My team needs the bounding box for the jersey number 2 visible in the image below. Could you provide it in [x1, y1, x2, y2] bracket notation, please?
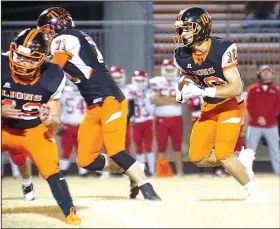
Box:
[2, 99, 41, 120]
[204, 76, 226, 87]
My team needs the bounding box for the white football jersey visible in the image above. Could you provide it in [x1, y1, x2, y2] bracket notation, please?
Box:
[149, 76, 182, 117]
[119, 84, 135, 101]
[60, 85, 86, 125]
[132, 88, 154, 123]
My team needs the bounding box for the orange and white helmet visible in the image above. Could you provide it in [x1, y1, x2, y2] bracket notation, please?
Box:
[161, 59, 178, 80]
[109, 65, 126, 86]
[131, 70, 148, 91]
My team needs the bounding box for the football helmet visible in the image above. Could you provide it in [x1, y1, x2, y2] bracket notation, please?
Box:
[37, 7, 74, 41]
[109, 66, 126, 86]
[173, 7, 212, 48]
[131, 70, 148, 91]
[9, 28, 48, 80]
[161, 59, 178, 80]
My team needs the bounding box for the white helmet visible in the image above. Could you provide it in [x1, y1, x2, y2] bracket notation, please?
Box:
[109, 65, 126, 86]
[161, 58, 178, 80]
[131, 70, 148, 91]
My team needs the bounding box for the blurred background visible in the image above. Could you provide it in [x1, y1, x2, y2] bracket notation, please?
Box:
[1, 1, 280, 176]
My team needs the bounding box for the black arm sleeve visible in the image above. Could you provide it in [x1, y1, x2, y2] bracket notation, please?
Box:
[127, 99, 135, 122]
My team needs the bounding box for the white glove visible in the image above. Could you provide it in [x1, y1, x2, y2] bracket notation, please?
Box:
[182, 84, 217, 99]
[175, 82, 187, 103]
[181, 84, 203, 98]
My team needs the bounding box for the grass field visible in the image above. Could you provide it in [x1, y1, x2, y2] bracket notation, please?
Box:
[2, 174, 279, 228]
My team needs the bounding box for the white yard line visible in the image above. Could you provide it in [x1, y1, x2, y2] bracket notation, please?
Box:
[80, 200, 161, 228]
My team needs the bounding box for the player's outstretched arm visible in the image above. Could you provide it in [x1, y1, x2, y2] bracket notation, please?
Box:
[39, 100, 61, 131]
[51, 52, 72, 68]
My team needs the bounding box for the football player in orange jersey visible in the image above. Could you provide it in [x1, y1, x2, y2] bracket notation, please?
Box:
[2, 28, 81, 224]
[37, 7, 161, 200]
[173, 7, 262, 201]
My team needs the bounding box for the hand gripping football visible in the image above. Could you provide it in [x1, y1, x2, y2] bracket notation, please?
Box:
[178, 74, 200, 91]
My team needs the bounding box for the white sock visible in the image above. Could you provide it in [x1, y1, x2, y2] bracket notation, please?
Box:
[59, 159, 71, 171]
[147, 152, 156, 176]
[9, 158, 20, 178]
[244, 180, 259, 196]
[22, 177, 32, 187]
[136, 154, 145, 164]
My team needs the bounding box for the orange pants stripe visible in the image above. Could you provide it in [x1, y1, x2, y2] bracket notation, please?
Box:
[2, 124, 59, 179]
[189, 98, 245, 162]
[77, 97, 128, 167]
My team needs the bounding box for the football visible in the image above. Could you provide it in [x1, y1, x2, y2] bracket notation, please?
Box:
[178, 74, 200, 90]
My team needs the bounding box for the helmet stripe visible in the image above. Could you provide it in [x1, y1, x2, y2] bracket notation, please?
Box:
[178, 8, 188, 21]
[51, 11, 59, 17]
[23, 28, 37, 47]
[46, 12, 56, 18]
[23, 29, 41, 48]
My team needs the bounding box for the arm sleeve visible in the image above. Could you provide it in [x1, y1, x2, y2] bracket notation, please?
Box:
[221, 43, 238, 71]
[127, 99, 135, 122]
[275, 88, 280, 116]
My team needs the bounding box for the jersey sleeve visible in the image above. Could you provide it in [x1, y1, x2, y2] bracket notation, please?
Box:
[221, 43, 238, 71]
[47, 65, 67, 100]
[51, 34, 81, 57]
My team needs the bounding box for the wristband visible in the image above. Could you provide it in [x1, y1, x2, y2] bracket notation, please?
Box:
[202, 88, 216, 98]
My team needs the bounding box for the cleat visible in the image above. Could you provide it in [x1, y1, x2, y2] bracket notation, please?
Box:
[139, 183, 161, 201]
[129, 179, 139, 199]
[245, 192, 265, 203]
[22, 183, 35, 201]
[65, 207, 81, 225]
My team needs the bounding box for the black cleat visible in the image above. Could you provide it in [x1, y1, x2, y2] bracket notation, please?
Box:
[129, 162, 146, 200]
[139, 183, 161, 201]
[129, 178, 140, 199]
[22, 183, 35, 201]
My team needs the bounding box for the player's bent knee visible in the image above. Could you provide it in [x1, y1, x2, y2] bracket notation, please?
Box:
[83, 154, 105, 171]
[110, 151, 136, 171]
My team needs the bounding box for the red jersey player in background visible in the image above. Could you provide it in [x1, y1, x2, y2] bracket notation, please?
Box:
[130, 70, 155, 176]
[150, 59, 184, 177]
[59, 79, 88, 176]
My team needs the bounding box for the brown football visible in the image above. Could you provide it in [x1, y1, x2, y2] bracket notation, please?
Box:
[178, 74, 199, 90]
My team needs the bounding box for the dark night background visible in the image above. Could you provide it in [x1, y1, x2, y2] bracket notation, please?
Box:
[1, 1, 104, 21]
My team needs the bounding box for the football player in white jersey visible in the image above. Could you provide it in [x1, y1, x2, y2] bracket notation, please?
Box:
[59, 80, 88, 176]
[150, 59, 184, 176]
[130, 70, 155, 176]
